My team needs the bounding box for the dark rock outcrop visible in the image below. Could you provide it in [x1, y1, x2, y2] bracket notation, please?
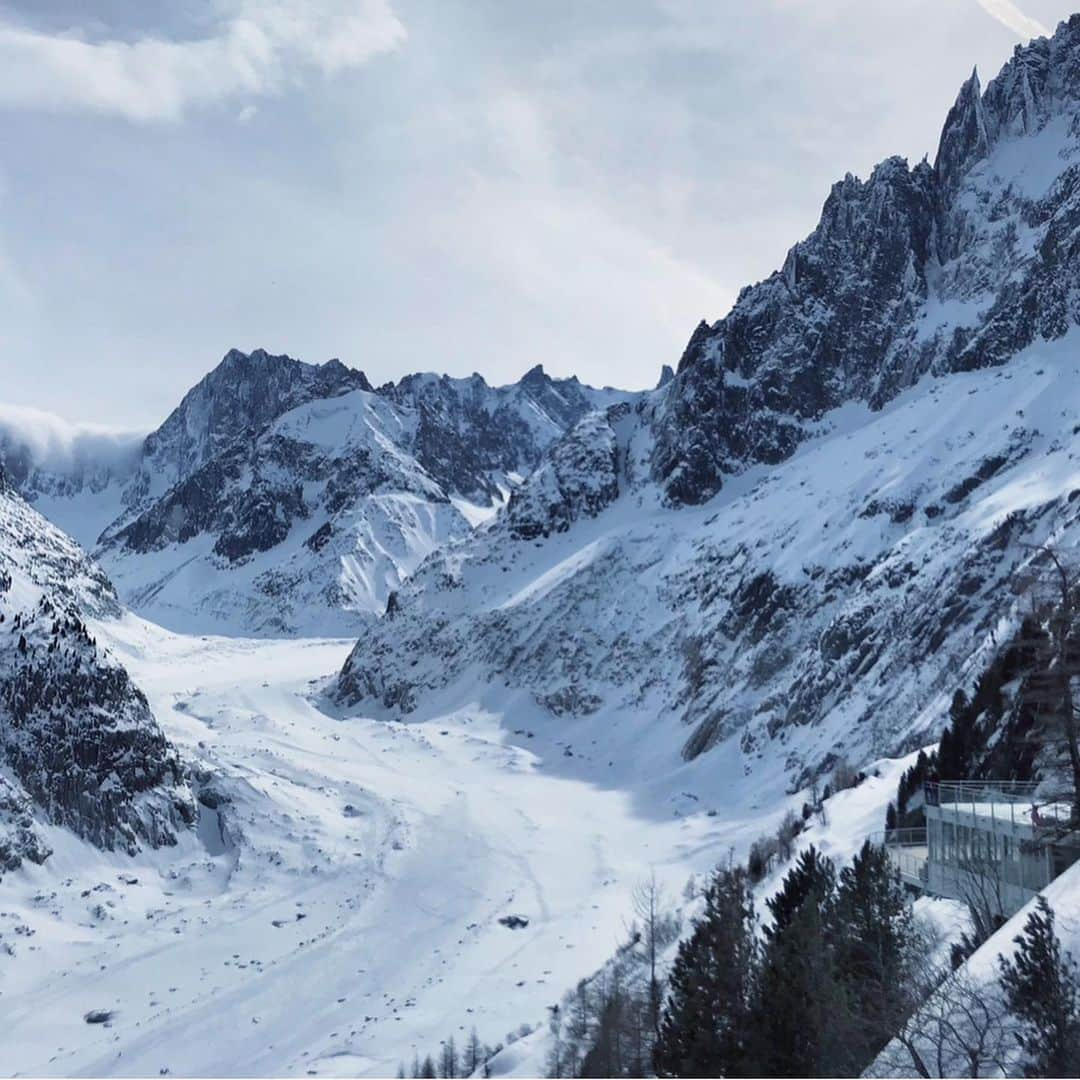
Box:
[0, 484, 194, 867]
[651, 16, 1080, 505]
[506, 407, 625, 540]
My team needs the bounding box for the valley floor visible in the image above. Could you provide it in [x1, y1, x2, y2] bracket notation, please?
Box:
[1, 618, 756, 1078]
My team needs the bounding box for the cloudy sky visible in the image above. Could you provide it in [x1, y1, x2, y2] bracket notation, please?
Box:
[0, 0, 1075, 427]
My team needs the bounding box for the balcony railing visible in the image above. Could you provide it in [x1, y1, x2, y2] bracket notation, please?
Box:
[882, 826, 927, 847]
[925, 780, 1074, 829]
[926, 780, 1041, 806]
[875, 828, 928, 888]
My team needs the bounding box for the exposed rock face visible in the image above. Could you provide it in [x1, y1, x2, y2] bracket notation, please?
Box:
[386, 365, 628, 501]
[141, 349, 372, 487]
[2, 351, 638, 635]
[506, 407, 625, 540]
[651, 157, 935, 505]
[652, 16, 1080, 505]
[654, 156, 936, 505]
[337, 19, 1080, 790]
[115, 436, 311, 562]
[0, 475, 194, 871]
[0, 774, 50, 873]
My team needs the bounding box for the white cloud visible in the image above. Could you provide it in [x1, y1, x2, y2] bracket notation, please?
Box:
[407, 87, 727, 384]
[0, 1, 406, 122]
[0, 403, 144, 474]
[975, 0, 1051, 40]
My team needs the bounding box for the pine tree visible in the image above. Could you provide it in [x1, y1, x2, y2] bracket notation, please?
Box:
[420, 1054, 437, 1079]
[748, 893, 850, 1077]
[999, 897, 1080, 1076]
[439, 1036, 458, 1079]
[937, 689, 974, 780]
[463, 1028, 483, 1076]
[653, 865, 756, 1078]
[741, 846, 854, 1076]
[835, 840, 910, 973]
[764, 844, 835, 938]
[832, 839, 917, 1070]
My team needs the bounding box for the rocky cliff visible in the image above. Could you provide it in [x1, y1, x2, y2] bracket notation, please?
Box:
[0, 471, 193, 874]
[337, 19, 1080, 793]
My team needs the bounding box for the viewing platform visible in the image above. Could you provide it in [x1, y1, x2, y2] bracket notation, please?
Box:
[879, 780, 1080, 918]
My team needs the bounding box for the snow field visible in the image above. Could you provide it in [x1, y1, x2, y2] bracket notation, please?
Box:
[1, 619, 771, 1077]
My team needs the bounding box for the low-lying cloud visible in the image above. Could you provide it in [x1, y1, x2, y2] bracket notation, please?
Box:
[0, 0, 406, 122]
[0, 403, 145, 476]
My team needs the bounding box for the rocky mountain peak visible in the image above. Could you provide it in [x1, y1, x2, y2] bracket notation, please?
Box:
[934, 17, 1080, 206]
[652, 148, 935, 505]
[934, 67, 990, 202]
[144, 348, 372, 483]
[650, 15, 1080, 507]
[676, 320, 714, 374]
[519, 363, 549, 388]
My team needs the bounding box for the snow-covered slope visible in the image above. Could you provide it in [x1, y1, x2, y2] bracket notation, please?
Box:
[0, 622, 765, 1077]
[1, 351, 637, 635]
[337, 338, 1080, 796]
[0, 471, 193, 873]
[338, 16, 1080, 791]
[654, 19, 1080, 505]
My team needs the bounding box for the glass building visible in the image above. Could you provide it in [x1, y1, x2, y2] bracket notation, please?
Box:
[882, 780, 1080, 918]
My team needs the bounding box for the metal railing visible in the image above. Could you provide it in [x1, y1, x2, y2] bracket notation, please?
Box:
[873, 829, 929, 889]
[891, 849, 930, 887]
[882, 827, 927, 847]
[926, 780, 1074, 828]
[926, 780, 1041, 806]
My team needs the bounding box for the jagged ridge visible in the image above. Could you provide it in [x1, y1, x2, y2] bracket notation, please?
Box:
[653, 15, 1080, 505]
[2, 351, 639, 635]
[337, 18, 1080, 794]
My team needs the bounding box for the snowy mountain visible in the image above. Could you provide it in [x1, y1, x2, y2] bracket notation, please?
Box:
[1, 351, 636, 634]
[654, 21, 1080, 505]
[337, 342, 1080, 795]
[337, 18, 1080, 797]
[0, 469, 193, 874]
[12, 18, 1080, 1077]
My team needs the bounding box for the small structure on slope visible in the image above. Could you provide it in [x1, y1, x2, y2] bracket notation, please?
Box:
[881, 780, 1080, 918]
